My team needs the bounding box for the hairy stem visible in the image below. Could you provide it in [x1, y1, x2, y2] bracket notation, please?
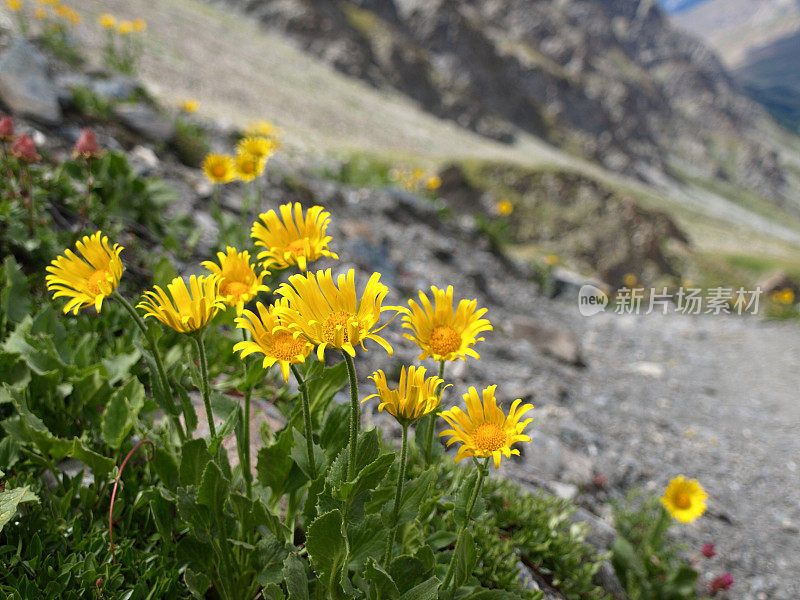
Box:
[424, 360, 446, 462]
[343, 351, 359, 481]
[192, 332, 216, 438]
[240, 329, 253, 498]
[383, 423, 409, 565]
[292, 364, 317, 480]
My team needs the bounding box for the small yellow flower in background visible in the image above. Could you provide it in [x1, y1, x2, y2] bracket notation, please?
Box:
[403, 285, 492, 362]
[411, 168, 425, 182]
[132, 18, 146, 32]
[622, 273, 638, 288]
[251, 202, 338, 271]
[178, 99, 199, 114]
[245, 119, 280, 139]
[660, 475, 707, 523]
[236, 136, 274, 164]
[98, 13, 115, 29]
[425, 175, 441, 191]
[117, 20, 134, 34]
[233, 300, 314, 381]
[33, 6, 46, 19]
[544, 254, 559, 267]
[274, 268, 399, 360]
[201, 246, 269, 315]
[55, 4, 80, 24]
[45, 232, 124, 314]
[495, 199, 513, 216]
[5, 0, 22, 12]
[778, 288, 795, 305]
[439, 385, 533, 469]
[233, 151, 263, 183]
[202, 153, 235, 184]
[364, 366, 446, 426]
[138, 275, 225, 333]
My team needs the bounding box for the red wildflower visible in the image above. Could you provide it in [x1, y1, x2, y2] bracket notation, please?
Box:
[11, 134, 40, 162]
[701, 542, 716, 558]
[0, 116, 14, 141]
[710, 572, 734, 595]
[72, 128, 103, 159]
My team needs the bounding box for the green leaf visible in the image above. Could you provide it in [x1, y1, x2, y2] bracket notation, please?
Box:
[290, 429, 326, 480]
[306, 509, 349, 599]
[283, 553, 309, 600]
[395, 470, 436, 526]
[363, 558, 400, 600]
[179, 438, 211, 487]
[1, 257, 30, 325]
[101, 350, 141, 386]
[68, 439, 114, 477]
[257, 428, 304, 498]
[397, 576, 439, 600]
[208, 399, 239, 455]
[101, 378, 145, 450]
[175, 384, 198, 437]
[305, 361, 348, 426]
[197, 460, 229, 523]
[261, 584, 286, 600]
[454, 471, 482, 527]
[389, 554, 433, 595]
[184, 568, 211, 599]
[0, 486, 38, 533]
[320, 403, 350, 458]
[451, 529, 477, 589]
[335, 452, 394, 503]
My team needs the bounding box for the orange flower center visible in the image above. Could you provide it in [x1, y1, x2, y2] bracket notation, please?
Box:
[473, 422, 506, 452]
[270, 332, 306, 362]
[322, 311, 355, 345]
[87, 269, 110, 295]
[240, 160, 255, 174]
[429, 325, 461, 356]
[675, 492, 691, 509]
[212, 164, 226, 178]
[285, 238, 308, 256]
[221, 280, 250, 300]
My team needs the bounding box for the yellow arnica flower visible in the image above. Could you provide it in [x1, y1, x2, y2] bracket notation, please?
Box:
[425, 175, 441, 191]
[660, 476, 707, 523]
[202, 153, 235, 184]
[622, 273, 638, 288]
[363, 365, 446, 426]
[233, 300, 313, 381]
[33, 6, 46, 19]
[138, 275, 225, 333]
[178, 99, 199, 113]
[544, 253, 559, 267]
[245, 120, 279, 138]
[274, 268, 399, 360]
[45, 232, 124, 315]
[201, 246, 269, 314]
[234, 151, 264, 183]
[98, 13, 115, 29]
[5, 0, 22, 12]
[403, 285, 492, 362]
[251, 202, 338, 271]
[118, 20, 134, 35]
[439, 386, 533, 469]
[495, 200, 513, 216]
[132, 18, 146, 32]
[237, 136, 274, 163]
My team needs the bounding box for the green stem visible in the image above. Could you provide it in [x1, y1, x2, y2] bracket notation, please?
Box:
[442, 458, 488, 592]
[212, 185, 222, 222]
[240, 329, 253, 498]
[383, 423, 409, 565]
[112, 291, 186, 442]
[342, 351, 359, 481]
[291, 364, 317, 480]
[424, 360, 446, 462]
[191, 331, 216, 438]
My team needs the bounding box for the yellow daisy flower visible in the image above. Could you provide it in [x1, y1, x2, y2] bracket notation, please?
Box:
[660, 476, 707, 523]
[251, 202, 338, 271]
[363, 365, 446, 426]
[236, 136, 274, 163]
[245, 119, 279, 139]
[495, 199, 513, 216]
[202, 153, 235, 184]
[137, 275, 224, 333]
[117, 20, 134, 35]
[178, 99, 199, 114]
[33, 7, 46, 19]
[402, 285, 492, 362]
[233, 151, 264, 183]
[274, 268, 399, 360]
[132, 18, 146, 32]
[425, 175, 441, 191]
[233, 300, 313, 381]
[45, 232, 124, 315]
[201, 246, 269, 314]
[98, 13, 115, 29]
[439, 386, 533, 469]
[5, 0, 22, 12]
[544, 254, 559, 267]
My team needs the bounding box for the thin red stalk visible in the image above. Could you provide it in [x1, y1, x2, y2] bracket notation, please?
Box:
[108, 439, 154, 563]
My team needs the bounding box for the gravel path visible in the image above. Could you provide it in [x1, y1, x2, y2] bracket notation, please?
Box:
[572, 309, 800, 599]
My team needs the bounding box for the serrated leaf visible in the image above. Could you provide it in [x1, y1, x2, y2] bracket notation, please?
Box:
[283, 553, 309, 600]
[101, 378, 145, 450]
[395, 469, 436, 526]
[179, 438, 211, 487]
[197, 460, 229, 523]
[306, 509, 349, 599]
[451, 529, 477, 589]
[398, 576, 439, 600]
[290, 428, 326, 480]
[0, 486, 38, 532]
[305, 361, 348, 427]
[184, 568, 211, 599]
[363, 558, 399, 600]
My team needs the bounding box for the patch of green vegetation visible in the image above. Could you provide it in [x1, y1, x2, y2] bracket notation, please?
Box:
[321, 151, 397, 187]
[70, 85, 115, 120]
[172, 117, 211, 168]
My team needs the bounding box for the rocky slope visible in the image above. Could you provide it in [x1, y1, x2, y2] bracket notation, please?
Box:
[223, 0, 791, 204]
[674, 0, 800, 129]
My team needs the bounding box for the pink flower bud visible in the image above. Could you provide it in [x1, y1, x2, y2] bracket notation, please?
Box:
[72, 127, 103, 159]
[0, 116, 14, 141]
[710, 572, 734, 594]
[701, 542, 716, 558]
[11, 134, 40, 162]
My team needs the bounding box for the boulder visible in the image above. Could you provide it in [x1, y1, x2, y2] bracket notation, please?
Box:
[509, 317, 585, 367]
[0, 39, 61, 124]
[114, 103, 175, 143]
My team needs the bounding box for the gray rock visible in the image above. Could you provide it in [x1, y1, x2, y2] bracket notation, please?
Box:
[91, 75, 139, 101]
[114, 103, 175, 143]
[0, 39, 61, 124]
[509, 317, 585, 367]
